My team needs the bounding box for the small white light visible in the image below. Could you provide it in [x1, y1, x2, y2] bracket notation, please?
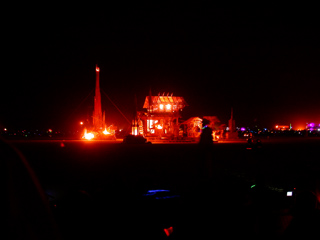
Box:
[287, 191, 293, 197]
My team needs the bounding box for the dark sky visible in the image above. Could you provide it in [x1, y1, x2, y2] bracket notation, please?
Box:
[2, 5, 320, 131]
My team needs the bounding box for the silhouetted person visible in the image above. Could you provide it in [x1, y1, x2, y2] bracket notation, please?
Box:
[198, 119, 214, 179]
[199, 125, 213, 146]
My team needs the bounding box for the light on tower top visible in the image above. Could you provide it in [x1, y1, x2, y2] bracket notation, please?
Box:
[96, 65, 100, 72]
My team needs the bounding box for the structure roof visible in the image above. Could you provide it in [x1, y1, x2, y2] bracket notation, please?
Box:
[180, 117, 202, 125]
[143, 95, 188, 108]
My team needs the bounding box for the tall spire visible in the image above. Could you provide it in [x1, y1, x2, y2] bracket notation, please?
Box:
[93, 64, 103, 130]
[228, 107, 235, 133]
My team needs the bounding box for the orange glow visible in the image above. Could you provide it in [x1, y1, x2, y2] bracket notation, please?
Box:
[156, 124, 163, 129]
[166, 104, 171, 110]
[84, 132, 94, 140]
[83, 128, 94, 140]
[294, 124, 306, 130]
[159, 104, 164, 110]
[103, 128, 110, 135]
[80, 121, 84, 125]
[133, 127, 138, 135]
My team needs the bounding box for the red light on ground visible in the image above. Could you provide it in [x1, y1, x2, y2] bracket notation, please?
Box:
[60, 142, 65, 147]
[164, 226, 173, 237]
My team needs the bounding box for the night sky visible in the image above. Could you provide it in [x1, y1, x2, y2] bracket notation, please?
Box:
[2, 5, 320, 131]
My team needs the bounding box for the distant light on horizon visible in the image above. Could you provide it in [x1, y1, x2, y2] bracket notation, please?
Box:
[308, 123, 315, 128]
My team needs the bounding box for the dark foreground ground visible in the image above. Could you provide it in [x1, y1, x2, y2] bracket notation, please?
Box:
[3, 137, 320, 239]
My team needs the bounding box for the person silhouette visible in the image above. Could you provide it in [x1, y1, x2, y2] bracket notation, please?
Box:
[199, 119, 213, 146]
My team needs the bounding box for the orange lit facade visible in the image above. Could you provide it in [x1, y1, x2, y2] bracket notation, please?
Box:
[179, 116, 223, 141]
[133, 93, 188, 140]
[275, 125, 290, 131]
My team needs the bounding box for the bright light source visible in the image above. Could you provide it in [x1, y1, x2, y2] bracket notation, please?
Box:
[147, 119, 154, 129]
[166, 104, 171, 110]
[132, 127, 138, 136]
[287, 191, 293, 197]
[159, 104, 164, 110]
[83, 129, 94, 140]
[103, 128, 110, 135]
[308, 123, 315, 128]
[84, 132, 94, 140]
[80, 121, 84, 125]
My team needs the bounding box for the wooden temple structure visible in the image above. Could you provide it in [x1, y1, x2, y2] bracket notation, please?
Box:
[132, 92, 224, 142]
[133, 93, 188, 140]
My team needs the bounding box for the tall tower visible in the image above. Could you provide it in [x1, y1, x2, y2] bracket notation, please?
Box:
[228, 107, 235, 132]
[92, 64, 104, 130]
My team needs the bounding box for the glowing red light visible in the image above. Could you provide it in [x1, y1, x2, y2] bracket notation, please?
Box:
[164, 226, 173, 236]
[96, 66, 100, 72]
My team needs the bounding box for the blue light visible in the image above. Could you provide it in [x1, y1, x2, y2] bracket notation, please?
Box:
[143, 189, 170, 196]
[147, 189, 170, 193]
[143, 189, 180, 199]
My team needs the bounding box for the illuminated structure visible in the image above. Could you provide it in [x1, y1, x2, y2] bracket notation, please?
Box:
[134, 92, 188, 140]
[93, 65, 105, 131]
[228, 108, 235, 133]
[132, 92, 224, 142]
[227, 108, 237, 139]
[180, 116, 222, 141]
[180, 117, 202, 138]
[82, 65, 116, 140]
[275, 125, 290, 131]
